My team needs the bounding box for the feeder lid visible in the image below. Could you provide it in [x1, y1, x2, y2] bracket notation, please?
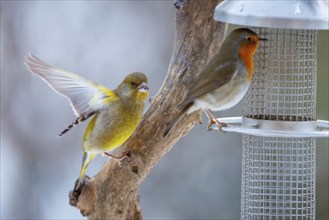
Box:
[214, 0, 329, 30]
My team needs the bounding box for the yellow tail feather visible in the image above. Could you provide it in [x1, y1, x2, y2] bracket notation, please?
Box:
[76, 152, 97, 189]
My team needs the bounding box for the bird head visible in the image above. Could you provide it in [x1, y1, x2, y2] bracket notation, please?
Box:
[235, 28, 267, 55]
[223, 28, 267, 58]
[221, 28, 267, 80]
[116, 72, 149, 103]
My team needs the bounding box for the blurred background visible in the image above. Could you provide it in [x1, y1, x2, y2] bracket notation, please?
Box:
[1, 1, 328, 219]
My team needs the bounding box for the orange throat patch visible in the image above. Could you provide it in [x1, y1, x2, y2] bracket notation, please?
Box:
[239, 43, 258, 81]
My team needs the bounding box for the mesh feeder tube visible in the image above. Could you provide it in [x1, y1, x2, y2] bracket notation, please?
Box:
[214, 1, 329, 219]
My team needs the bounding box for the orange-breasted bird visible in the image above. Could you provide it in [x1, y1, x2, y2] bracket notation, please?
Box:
[25, 54, 149, 188]
[163, 28, 266, 136]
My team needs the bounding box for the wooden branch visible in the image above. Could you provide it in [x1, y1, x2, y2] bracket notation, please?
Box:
[69, 0, 227, 218]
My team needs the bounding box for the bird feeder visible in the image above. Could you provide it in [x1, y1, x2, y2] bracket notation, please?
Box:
[213, 1, 329, 219]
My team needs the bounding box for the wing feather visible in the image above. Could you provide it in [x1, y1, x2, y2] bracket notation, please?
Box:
[25, 53, 116, 116]
[180, 61, 237, 107]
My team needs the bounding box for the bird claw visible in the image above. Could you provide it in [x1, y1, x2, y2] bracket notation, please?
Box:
[207, 119, 227, 133]
[103, 150, 132, 166]
[217, 122, 228, 133]
[207, 118, 217, 131]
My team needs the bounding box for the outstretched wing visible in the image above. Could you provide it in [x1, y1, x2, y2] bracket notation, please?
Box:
[25, 53, 117, 117]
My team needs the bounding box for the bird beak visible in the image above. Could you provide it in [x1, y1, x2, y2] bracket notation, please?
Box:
[258, 37, 268, 41]
[138, 82, 149, 92]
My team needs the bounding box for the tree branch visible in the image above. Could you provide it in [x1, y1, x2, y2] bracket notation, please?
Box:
[69, 0, 227, 218]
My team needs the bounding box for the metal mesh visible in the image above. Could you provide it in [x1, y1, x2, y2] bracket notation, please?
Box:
[241, 28, 317, 219]
[241, 136, 316, 219]
[243, 28, 317, 121]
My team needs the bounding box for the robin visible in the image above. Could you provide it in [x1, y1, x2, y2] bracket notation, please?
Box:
[163, 28, 267, 136]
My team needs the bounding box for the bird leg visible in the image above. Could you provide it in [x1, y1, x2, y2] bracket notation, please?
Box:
[203, 108, 218, 131]
[203, 109, 227, 132]
[103, 150, 132, 166]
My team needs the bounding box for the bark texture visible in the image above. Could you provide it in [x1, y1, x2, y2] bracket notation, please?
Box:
[69, 0, 227, 218]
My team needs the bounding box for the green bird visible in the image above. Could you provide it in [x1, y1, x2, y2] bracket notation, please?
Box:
[25, 53, 149, 188]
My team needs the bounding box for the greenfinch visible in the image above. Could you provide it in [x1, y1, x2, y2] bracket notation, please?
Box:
[25, 53, 149, 188]
[163, 28, 266, 136]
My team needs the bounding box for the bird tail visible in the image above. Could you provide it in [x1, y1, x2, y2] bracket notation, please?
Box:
[76, 152, 97, 190]
[163, 102, 193, 137]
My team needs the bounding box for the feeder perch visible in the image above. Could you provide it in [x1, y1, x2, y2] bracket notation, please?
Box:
[214, 1, 329, 219]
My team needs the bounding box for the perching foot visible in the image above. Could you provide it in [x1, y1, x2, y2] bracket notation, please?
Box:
[103, 150, 132, 166]
[207, 118, 217, 131]
[217, 122, 228, 133]
[207, 118, 227, 132]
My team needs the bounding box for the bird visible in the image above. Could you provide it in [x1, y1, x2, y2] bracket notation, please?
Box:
[163, 28, 267, 136]
[25, 53, 149, 188]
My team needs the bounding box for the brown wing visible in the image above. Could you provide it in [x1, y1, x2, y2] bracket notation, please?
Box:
[179, 60, 237, 108]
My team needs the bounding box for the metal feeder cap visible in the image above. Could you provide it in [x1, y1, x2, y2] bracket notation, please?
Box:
[214, 0, 329, 30]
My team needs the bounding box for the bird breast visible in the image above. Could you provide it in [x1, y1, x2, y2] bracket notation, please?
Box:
[84, 103, 143, 153]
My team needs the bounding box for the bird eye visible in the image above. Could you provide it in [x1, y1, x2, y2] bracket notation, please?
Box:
[130, 82, 137, 86]
[246, 36, 252, 41]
